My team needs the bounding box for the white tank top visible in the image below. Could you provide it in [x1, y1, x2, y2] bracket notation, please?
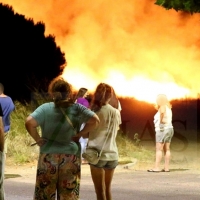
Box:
[154, 105, 173, 131]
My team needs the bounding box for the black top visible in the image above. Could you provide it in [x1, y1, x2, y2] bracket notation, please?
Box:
[0, 104, 3, 117]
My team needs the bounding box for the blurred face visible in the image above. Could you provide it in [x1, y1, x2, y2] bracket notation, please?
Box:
[156, 95, 167, 106]
[83, 92, 88, 98]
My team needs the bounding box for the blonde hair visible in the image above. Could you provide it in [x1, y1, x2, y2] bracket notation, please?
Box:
[154, 94, 172, 110]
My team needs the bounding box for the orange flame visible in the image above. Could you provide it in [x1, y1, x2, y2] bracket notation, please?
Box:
[2, 0, 200, 103]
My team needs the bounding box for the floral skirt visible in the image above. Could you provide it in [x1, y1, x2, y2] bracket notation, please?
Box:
[34, 153, 81, 200]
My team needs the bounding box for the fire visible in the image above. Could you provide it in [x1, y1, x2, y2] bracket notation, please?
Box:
[62, 69, 190, 103]
[1, 0, 200, 103]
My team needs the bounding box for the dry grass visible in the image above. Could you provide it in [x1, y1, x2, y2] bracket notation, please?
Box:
[7, 100, 154, 165]
[7, 101, 39, 163]
[116, 130, 154, 164]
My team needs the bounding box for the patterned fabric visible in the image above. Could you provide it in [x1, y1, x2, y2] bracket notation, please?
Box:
[34, 153, 81, 200]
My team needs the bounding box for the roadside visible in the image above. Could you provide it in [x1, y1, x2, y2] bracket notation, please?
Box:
[4, 157, 200, 200]
[4, 156, 200, 181]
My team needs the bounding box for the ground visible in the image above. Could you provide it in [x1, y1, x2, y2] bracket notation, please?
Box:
[4, 157, 200, 200]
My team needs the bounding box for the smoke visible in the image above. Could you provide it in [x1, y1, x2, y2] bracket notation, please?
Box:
[1, 0, 200, 102]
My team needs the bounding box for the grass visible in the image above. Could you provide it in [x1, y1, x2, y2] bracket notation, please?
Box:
[116, 130, 154, 164]
[6, 100, 154, 165]
[7, 101, 39, 163]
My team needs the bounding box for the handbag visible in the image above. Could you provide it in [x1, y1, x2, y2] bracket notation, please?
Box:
[82, 147, 100, 165]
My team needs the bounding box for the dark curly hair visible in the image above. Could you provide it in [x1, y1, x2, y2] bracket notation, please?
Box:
[48, 76, 74, 107]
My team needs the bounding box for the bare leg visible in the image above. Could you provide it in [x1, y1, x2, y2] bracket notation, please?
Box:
[154, 142, 164, 171]
[104, 169, 115, 200]
[163, 143, 171, 171]
[90, 165, 106, 200]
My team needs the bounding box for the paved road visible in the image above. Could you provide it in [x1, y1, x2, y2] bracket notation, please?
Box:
[4, 166, 200, 200]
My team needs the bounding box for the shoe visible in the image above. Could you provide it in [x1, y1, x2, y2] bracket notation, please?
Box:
[147, 169, 160, 172]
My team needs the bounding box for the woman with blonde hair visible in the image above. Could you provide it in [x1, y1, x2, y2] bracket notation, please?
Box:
[148, 94, 174, 172]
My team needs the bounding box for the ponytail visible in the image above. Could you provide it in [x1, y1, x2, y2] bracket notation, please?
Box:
[90, 83, 113, 112]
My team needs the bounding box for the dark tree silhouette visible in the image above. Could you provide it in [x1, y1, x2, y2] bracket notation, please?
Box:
[155, 0, 200, 13]
[0, 3, 66, 103]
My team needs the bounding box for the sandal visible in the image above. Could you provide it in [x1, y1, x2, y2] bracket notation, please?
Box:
[161, 169, 170, 172]
[147, 169, 160, 172]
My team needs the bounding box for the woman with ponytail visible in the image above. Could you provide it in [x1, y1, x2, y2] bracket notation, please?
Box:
[25, 77, 99, 200]
[88, 83, 121, 200]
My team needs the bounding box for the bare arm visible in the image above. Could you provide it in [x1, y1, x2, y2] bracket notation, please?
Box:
[25, 116, 45, 146]
[72, 114, 100, 142]
[0, 117, 4, 152]
[159, 105, 166, 124]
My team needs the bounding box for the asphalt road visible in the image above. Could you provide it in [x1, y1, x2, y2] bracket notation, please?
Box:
[4, 165, 200, 200]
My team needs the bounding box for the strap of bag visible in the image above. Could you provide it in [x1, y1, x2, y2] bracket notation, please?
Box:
[60, 108, 76, 134]
[94, 109, 117, 157]
[98, 127, 110, 157]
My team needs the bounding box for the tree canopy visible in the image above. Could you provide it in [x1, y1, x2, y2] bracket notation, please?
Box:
[155, 0, 200, 13]
[0, 3, 66, 103]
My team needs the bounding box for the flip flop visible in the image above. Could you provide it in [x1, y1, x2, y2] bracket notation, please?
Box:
[161, 169, 170, 172]
[147, 169, 160, 172]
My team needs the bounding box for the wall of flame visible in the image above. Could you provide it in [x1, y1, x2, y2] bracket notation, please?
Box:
[1, 0, 200, 103]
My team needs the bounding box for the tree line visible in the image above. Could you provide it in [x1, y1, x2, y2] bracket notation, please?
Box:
[0, 3, 66, 103]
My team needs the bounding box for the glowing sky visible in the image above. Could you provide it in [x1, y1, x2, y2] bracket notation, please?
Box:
[1, 0, 200, 103]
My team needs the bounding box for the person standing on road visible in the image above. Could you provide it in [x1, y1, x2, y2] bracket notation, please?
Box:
[25, 77, 99, 200]
[88, 83, 121, 200]
[0, 103, 5, 200]
[74, 87, 90, 164]
[148, 94, 174, 172]
[0, 83, 15, 157]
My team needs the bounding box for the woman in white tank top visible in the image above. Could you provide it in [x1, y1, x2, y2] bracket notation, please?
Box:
[148, 94, 174, 173]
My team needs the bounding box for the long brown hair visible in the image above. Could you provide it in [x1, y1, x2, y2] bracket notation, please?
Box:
[109, 87, 119, 109]
[90, 83, 113, 112]
[48, 76, 74, 107]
